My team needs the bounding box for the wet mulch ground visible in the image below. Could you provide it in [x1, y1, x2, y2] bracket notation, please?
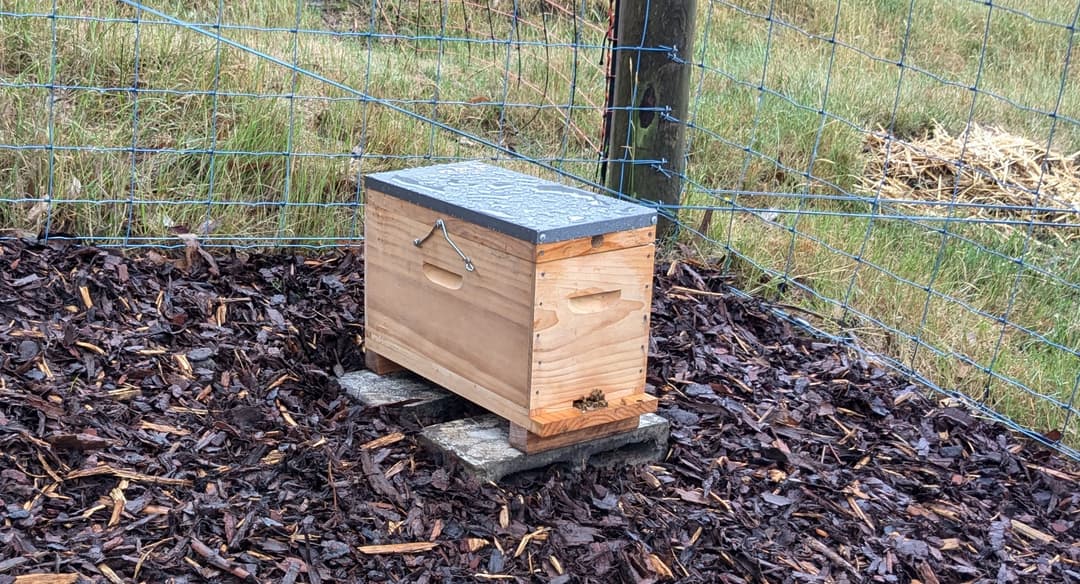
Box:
[1, 238, 1078, 584]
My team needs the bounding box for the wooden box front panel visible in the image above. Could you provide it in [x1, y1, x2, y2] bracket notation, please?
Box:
[364, 190, 535, 427]
[530, 244, 654, 412]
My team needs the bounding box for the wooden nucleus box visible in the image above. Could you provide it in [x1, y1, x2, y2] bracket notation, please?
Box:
[362, 161, 658, 452]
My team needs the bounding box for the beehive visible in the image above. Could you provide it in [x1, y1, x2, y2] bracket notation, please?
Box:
[362, 161, 658, 451]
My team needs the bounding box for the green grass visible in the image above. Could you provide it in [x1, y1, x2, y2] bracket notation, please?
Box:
[1, 0, 1077, 446]
[675, 0, 1080, 446]
[0, 0, 606, 240]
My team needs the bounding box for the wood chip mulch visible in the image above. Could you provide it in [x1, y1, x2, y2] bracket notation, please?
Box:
[1, 238, 1077, 583]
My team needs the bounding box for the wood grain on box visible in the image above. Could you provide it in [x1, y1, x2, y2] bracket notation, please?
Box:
[530, 244, 654, 413]
[362, 162, 658, 451]
[534, 226, 656, 263]
[527, 393, 658, 437]
[509, 417, 640, 454]
[364, 190, 534, 425]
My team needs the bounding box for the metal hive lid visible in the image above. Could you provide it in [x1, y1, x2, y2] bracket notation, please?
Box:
[363, 161, 657, 244]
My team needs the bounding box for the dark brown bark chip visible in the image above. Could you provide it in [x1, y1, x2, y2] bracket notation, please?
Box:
[1, 241, 1077, 583]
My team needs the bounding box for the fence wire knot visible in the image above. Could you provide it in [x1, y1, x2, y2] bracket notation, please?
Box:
[650, 160, 674, 178]
[658, 44, 686, 64]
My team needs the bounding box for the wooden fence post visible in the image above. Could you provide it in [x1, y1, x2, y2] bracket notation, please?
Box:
[603, 0, 697, 239]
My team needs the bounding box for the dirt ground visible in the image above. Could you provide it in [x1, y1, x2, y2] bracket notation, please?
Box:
[1, 238, 1077, 583]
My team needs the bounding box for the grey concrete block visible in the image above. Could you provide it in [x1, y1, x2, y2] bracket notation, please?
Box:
[419, 413, 670, 483]
[337, 370, 473, 425]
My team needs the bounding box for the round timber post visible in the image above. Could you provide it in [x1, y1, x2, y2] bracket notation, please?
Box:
[603, 0, 697, 239]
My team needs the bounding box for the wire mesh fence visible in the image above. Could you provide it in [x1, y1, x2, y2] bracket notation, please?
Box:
[1, 0, 614, 247]
[670, 0, 1080, 459]
[1, 0, 1077, 457]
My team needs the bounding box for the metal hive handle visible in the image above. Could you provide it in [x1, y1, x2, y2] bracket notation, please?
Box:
[413, 219, 475, 272]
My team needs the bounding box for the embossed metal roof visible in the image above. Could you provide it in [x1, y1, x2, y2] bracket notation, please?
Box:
[364, 161, 657, 243]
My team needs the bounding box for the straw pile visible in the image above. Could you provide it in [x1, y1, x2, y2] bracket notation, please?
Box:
[861, 123, 1080, 242]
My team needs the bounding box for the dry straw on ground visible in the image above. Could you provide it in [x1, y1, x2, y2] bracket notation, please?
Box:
[862, 123, 1080, 242]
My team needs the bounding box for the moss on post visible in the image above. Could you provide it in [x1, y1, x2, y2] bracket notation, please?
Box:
[604, 0, 697, 239]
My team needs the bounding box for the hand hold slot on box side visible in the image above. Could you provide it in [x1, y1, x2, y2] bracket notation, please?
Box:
[422, 262, 464, 290]
[567, 289, 622, 314]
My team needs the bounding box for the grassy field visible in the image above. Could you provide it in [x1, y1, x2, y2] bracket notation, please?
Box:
[677, 0, 1080, 447]
[1, 0, 1077, 446]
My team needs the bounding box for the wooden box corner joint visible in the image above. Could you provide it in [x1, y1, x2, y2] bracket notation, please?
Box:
[362, 161, 658, 453]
